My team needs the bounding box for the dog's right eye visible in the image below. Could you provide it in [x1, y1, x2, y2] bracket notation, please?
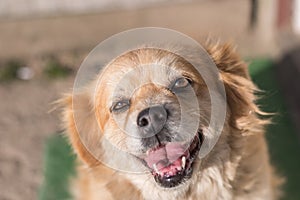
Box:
[110, 100, 130, 113]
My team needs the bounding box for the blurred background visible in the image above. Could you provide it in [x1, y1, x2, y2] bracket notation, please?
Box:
[0, 0, 299, 199]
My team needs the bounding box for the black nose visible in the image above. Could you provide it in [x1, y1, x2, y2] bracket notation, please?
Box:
[137, 105, 167, 135]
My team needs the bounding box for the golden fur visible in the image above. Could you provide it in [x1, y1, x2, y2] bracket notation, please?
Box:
[60, 43, 280, 200]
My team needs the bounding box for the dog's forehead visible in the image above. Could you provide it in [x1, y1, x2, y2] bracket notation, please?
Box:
[100, 49, 186, 99]
[112, 65, 179, 96]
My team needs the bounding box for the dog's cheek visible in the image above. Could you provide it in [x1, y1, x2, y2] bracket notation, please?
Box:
[125, 137, 144, 155]
[95, 105, 110, 133]
[62, 94, 101, 166]
[195, 87, 211, 128]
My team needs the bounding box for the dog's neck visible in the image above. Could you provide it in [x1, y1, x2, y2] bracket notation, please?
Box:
[122, 164, 233, 200]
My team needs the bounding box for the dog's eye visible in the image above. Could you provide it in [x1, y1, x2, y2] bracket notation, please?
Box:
[171, 77, 192, 90]
[111, 100, 130, 113]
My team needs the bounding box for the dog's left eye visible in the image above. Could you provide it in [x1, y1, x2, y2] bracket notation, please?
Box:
[111, 100, 130, 113]
[171, 77, 192, 90]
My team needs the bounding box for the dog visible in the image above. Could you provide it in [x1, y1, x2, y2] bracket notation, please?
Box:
[60, 42, 280, 199]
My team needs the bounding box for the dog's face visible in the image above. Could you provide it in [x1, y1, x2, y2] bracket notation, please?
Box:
[64, 44, 256, 196]
[94, 48, 211, 188]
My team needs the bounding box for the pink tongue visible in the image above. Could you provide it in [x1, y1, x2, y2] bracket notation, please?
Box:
[144, 143, 188, 170]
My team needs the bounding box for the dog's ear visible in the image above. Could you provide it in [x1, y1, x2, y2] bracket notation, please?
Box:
[206, 43, 259, 121]
[59, 90, 101, 166]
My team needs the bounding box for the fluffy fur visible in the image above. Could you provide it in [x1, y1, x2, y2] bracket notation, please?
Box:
[60, 43, 280, 200]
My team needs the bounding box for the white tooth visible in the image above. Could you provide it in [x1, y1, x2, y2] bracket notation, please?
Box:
[182, 156, 186, 169]
[153, 164, 158, 173]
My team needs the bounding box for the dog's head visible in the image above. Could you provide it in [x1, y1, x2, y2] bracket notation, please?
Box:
[95, 48, 211, 188]
[62, 43, 259, 194]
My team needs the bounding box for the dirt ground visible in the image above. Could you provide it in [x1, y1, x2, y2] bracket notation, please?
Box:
[0, 77, 74, 200]
[0, 0, 292, 200]
[0, 0, 278, 60]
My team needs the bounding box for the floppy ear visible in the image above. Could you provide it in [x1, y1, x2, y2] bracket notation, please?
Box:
[206, 43, 259, 122]
[60, 89, 101, 166]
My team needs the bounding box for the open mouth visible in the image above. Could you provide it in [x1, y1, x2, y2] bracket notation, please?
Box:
[142, 131, 203, 188]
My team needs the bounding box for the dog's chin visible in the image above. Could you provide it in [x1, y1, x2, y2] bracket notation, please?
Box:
[136, 131, 203, 188]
